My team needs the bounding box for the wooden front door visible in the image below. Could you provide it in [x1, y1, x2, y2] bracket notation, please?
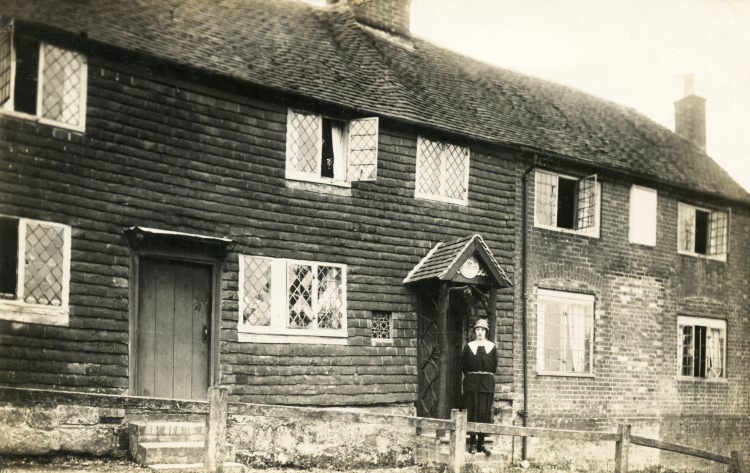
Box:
[136, 258, 211, 400]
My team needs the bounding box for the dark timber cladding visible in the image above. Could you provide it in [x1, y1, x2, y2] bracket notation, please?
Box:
[0, 53, 518, 404]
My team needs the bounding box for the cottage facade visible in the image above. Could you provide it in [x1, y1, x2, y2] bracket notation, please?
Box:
[0, 0, 748, 466]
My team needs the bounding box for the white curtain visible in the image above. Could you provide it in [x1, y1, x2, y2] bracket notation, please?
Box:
[565, 306, 587, 372]
[707, 328, 724, 378]
[331, 124, 345, 179]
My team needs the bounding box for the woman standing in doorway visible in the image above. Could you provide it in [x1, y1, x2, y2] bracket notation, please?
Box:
[462, 318, 497, 454]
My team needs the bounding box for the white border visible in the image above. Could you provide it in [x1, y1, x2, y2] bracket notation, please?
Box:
[676, 316, 727, 380]
[536, 289, 595, 376]
[629, 185, 657, 246]
[0, 216, 71, 326]
[533, 170, 601, 238]
[676, 202, 728, 262]
[414, 136, 470, 206]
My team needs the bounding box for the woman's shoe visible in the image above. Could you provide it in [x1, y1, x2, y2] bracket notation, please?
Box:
[468, 443, 477, 454]
[477, 444, 492, 455]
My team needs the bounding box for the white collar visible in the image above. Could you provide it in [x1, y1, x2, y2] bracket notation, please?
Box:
[468, 340, 495, 355]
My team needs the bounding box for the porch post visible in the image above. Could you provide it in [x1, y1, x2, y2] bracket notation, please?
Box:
[488, 286, 497, 344]
[436, 282, 450, 420]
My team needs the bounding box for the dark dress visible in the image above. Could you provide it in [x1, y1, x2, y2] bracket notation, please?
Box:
[462, 342, 498, 425]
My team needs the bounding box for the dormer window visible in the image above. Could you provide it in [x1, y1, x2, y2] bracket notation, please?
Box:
[0, 25, 88, 132]
[285, 109, 379, 186]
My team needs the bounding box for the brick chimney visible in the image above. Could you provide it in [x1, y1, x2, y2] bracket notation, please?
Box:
[346, 0, 412, 37]
[674, 74, 706, 148]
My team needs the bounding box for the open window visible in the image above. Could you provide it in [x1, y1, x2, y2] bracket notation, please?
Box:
[678, 316, 726, 380]
[286, 109, 379, 186]
[0, 216, 71, 326]
[677, 203, 728, 261]
[534, 170, 600, 236]
[0, 24, 87, 132]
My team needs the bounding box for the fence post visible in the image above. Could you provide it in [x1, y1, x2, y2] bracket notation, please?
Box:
[731, 451, 747, 473]
[449, 409, 467, 473]
[614, 424, 631, 473]
[204, 386, 228, 473]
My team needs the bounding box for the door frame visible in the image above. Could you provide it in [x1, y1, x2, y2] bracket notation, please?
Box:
[128, 245, 223, 397]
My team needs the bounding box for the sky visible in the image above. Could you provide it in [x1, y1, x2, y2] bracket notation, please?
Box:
[410, 0, 750, 192]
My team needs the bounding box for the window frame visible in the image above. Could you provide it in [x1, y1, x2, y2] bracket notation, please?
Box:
[414, 136, 471, 206]
[284, 108, 378, 187]
[237, 254, 348, 343]
[535, 289, 595, 377]
[677, 316, 727, 381]
[677, 202, 728, 262]
[533, 170, 601, 238]
[629, 185, 657, 246]
[1, 27, 88, 132]
[0, 216, 71, 326]
[370, 310, 393, 344]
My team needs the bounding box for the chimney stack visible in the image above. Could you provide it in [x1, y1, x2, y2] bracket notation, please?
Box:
[347, 0, 411, 37]
[674, 74, 706, 148]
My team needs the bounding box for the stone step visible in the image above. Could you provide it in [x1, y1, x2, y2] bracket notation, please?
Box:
[133, 421, 206, 437]
[136, 441, 235, 466]
[149, 461, 246, 473]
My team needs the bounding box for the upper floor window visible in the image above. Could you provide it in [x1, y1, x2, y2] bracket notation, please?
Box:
[629, 185, 657, 246]
[0, 216, 71, 326]
[678, 316, 725, 380]
[534, 170, 600, 237]
[286, 109, 379, 186]
[415, 136, 470, 205]
[0, 25, 88, 132]
[677, 203, 728, 261]
[238, 255, 347, 341]
[536, 289, 594, 376]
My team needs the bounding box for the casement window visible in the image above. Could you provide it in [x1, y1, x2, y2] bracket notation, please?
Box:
[238, 255, 347, 341]
[371, 311, 392, 341]
[0, 25, 88, 132]
[677, 203, 728, 261]
[629, 185, 657, 246]
[286, 109, 379, 186]
[415, 136, 470, 205]
[0, 216, 71, 325]
[534, 170, 600, 236]
[678, 316, 726, 380]
[536, 289, 594, 376]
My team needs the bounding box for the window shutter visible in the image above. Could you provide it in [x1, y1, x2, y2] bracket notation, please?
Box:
[286, 109, 321, 179]
[708, 211, 728, 256]
[346, 117, 378, 181]
[677, 203, 695, 252]
[629, 186, 657, 246]
[575, 174, 597, 231]
[0, 26, 11, 106]
[535, 171, 557, 226]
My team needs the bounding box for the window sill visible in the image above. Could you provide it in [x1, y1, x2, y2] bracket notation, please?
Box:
[285, 178, 353, 196]
[677, 376, 728, 384]
[534, 223, 600, 239]
[677, 250, 726, 262]
[0, 108, 85, 133]
[414, 193, 468, 207]
[0, 300, 69, 326]
[371, 338, 394, 345]
[238, 330, 348, 345]
[536, 371, 595, 378]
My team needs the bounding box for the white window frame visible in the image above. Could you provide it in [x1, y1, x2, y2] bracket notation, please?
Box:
[370, 310, 393, 345]
[414, 136, 471, 206]
[0, 216, 71, 326]
[629, 185, 657, 246]
[285, 108, 378, 187]
[677, 316, 727, 381]
[1, 27, 88, 132]
[536, 289, 595, 377]
[533, 170, 601, 238]
[677, 202, 728, 262]
[238, 255, 348, 345]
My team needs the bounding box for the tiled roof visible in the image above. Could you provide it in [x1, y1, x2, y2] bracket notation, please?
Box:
[403, 234, 512, 287]
[6, 0, 749, 203]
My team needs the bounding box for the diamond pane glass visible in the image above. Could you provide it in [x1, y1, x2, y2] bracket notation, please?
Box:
[241, 257, 272, 326]
[417, 137, 442, 196]
[23, 221, 65, 306]
[0, 28, 11, 105]
[288, 111, 320, 175]
[317, 266, 343, 329]
[347, 117, 378, 181]
[443, 143, 467, 200]
[371, 311, 391, 339]
[41, 44, 84, 126]
[288, 263, 313, 328]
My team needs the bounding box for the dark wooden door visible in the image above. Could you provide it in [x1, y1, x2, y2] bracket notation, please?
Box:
[136, 258, 211, 400]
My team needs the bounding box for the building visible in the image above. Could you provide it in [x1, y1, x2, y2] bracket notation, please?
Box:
[0, 0, 747, 467]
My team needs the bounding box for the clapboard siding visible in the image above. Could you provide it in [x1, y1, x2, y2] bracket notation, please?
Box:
[0, 55, 518, 404]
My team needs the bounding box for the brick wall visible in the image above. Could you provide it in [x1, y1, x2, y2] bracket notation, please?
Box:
[513, 165, 750, 465]
[347, 0, 411, 36]
[0, 48, 517, 405]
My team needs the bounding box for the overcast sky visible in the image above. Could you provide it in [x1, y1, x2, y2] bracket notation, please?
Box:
[410, 0, 750, 192]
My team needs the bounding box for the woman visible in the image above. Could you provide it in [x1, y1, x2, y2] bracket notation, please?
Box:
[461, 318, 497, 454]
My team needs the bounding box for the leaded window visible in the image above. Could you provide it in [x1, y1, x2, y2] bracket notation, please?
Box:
[678, 316, 726, 379]
[286, 109, 379, 185]
[536, 289, 594, 375]
[371, 311, 392, 340]
[677, 203, 728, 260]
[415, 136, 470, 205]
[534, 170, 600, 236]
[0, 25, 87, 131]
